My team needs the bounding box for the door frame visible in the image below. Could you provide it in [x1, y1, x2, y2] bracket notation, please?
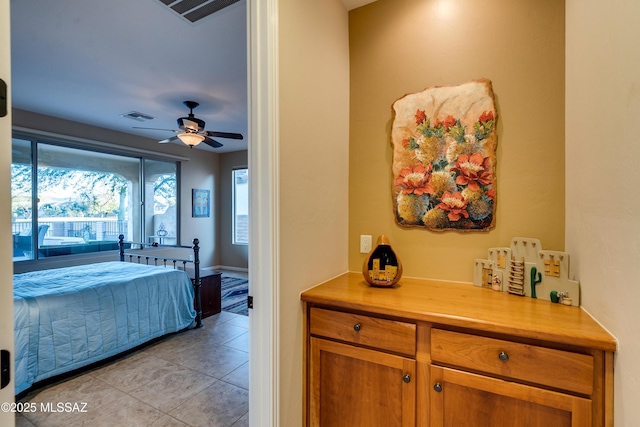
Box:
[248, 0, 279, 425]
[0, 2, 279, 426]
[0, 0, 16, 425]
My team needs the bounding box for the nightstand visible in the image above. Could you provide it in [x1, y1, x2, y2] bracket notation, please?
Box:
[195, 270, 222, 319]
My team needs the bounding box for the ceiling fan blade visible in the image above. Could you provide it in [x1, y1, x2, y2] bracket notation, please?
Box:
[159, 136, 180, 144]
[204, 131, 244, 140]
[202, 137, 224, 148]
[133, 126, 178, 132]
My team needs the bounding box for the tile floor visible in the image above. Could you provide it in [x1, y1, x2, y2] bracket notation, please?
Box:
[15, 310, 249, 427]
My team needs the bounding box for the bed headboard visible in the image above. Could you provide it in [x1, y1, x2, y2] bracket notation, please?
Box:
[117, 235, 203, 328]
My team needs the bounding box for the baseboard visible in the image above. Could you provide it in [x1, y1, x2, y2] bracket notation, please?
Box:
[206, 265, 249, 273]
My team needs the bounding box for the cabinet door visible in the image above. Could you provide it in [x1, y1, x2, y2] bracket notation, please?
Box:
[200, 278, 213, 318]
[430, 366, 592, 427]
[310, 337, 416, 427]
[199, 274, 221, 319]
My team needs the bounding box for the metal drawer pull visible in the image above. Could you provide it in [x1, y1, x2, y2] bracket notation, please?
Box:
[353, 323, 361, 332]
[499, 351, 509, 362]
[433, 383, 442, 392]
[403, 374, 411, 383]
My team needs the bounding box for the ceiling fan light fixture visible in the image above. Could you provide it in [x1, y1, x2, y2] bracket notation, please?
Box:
[177, 132, 205, 147]
[134, 101, 242, 149]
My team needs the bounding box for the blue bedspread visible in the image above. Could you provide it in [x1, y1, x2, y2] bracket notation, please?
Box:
[14, 262, 196, 394]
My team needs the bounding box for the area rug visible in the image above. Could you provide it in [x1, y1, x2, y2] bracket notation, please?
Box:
[221, 275, 249, 316]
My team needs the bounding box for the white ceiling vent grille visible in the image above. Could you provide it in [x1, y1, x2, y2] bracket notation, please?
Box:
[157, 0, 241, 23]
[120, 111, 154, 122]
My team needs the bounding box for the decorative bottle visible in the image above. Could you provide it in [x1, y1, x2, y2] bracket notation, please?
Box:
[362, 235, 403, 287]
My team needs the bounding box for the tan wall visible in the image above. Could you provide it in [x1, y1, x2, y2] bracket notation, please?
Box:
[180, 146, 219, 268]
[566, 0, 639, 423]
[348, 0, 566, 282]
[278, 0, 350, 424]
[218, 150, 248, 269]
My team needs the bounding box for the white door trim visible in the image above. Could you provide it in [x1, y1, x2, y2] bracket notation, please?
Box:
[248, 0, 280, 425]
[0, 0, 16, 425]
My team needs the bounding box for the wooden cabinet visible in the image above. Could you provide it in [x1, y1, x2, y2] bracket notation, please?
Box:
[302, 273, 616, 427]
[310, 307, 416, 356]
[310, 338, 416, 427]
[429, 366, 592, 427]
[429, 329, 595, 427]
[198, 271, 221, 319]
[430, 329, 595, 395]
[308, 307, 417, 426]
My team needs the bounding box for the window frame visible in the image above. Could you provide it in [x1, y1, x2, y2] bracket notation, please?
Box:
[11, 131, 181, 266]
[232, 167, 249, 245]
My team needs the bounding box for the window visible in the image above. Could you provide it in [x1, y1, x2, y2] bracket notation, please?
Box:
[11, 138, 34, 258]
[12, 135, 178, 262]
[145, 159, 178, 245]
[232, 168, 248, 245]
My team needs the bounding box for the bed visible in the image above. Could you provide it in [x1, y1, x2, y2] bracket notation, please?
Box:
[13, 236, 203, 395]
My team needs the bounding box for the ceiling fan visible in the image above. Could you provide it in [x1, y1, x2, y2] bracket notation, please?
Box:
[134, 101, 243, 148]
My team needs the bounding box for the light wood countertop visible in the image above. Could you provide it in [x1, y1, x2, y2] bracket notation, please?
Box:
[301, 272, 617, 352]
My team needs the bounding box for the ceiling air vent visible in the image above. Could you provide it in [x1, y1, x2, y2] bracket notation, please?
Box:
[157, 0, 241, 23]
[120, 111, 155, 122]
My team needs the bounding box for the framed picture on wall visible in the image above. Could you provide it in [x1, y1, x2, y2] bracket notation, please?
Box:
[391, 79, 498, 232]
[192, 189, 210, 218]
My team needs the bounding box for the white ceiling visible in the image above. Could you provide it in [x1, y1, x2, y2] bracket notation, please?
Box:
[10, 0, 248, 153]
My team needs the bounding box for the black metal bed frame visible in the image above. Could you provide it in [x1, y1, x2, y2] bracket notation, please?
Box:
[117, 234, 202, 328]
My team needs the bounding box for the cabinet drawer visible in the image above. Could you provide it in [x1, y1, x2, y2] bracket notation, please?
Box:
[431, 329, 594, 395]
[309, 307, 416, 356]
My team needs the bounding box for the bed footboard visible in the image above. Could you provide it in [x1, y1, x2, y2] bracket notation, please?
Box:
[118, 235, 203, 328]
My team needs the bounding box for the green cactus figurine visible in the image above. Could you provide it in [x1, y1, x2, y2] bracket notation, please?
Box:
[530, 266, 542, 298]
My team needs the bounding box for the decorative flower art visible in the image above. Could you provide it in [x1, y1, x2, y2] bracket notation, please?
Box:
[395, 163, 434, 196]
[435, 191, 469, 221]
[391, 79, 498, 231]
[451, 152, 492, 192]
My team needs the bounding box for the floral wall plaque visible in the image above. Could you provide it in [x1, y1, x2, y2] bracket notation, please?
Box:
[391, 79, 498, 231]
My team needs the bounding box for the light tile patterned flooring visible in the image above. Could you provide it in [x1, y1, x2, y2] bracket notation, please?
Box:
[15, 311, 249, 427]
